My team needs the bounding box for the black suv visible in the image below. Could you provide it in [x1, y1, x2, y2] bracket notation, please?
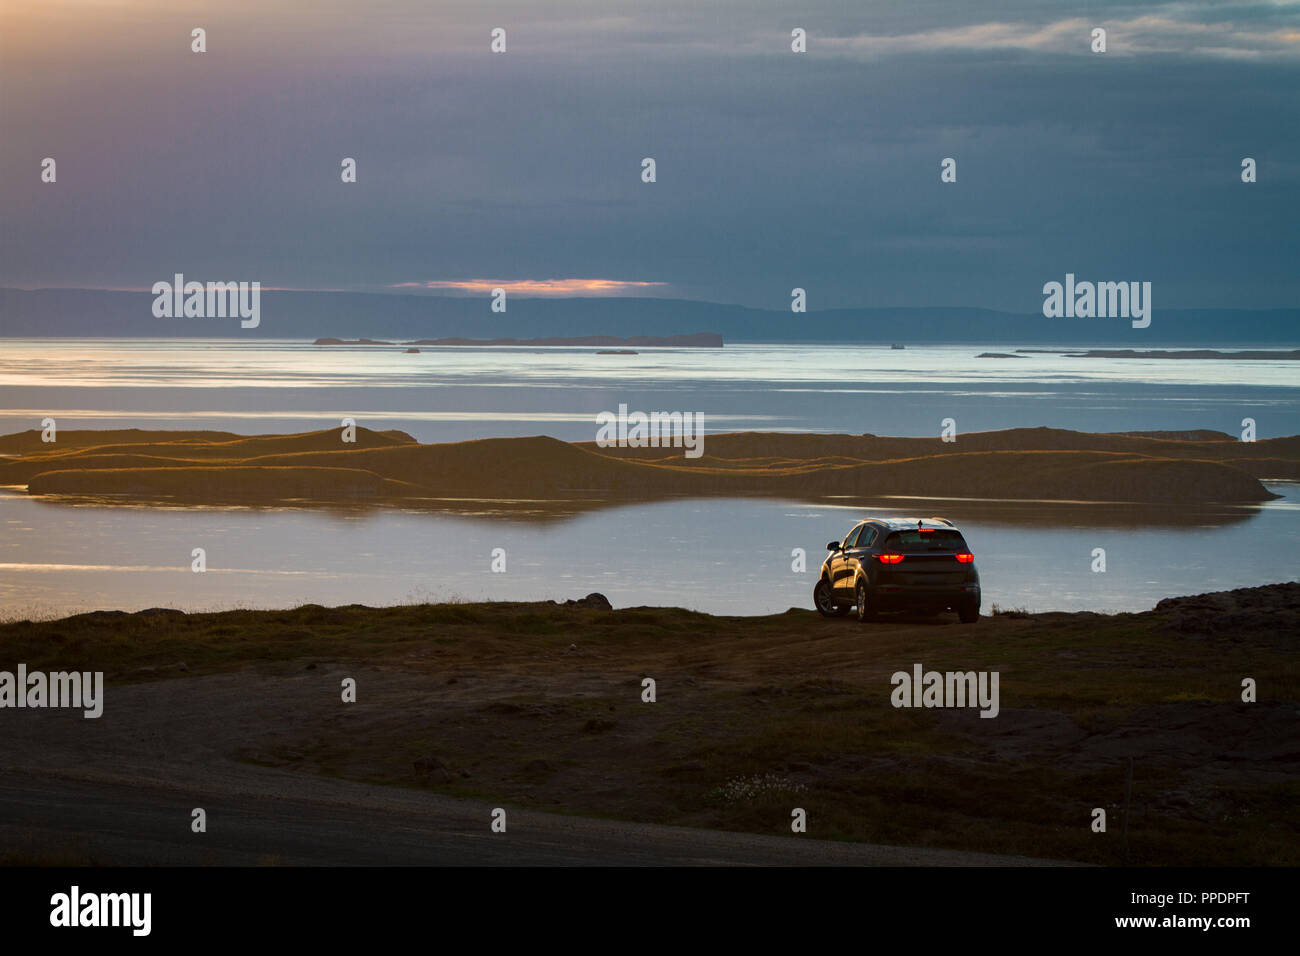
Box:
[814, 517, 981, 623]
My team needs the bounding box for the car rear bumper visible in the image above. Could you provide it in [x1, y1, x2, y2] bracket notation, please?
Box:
[873, 583, 980, 610]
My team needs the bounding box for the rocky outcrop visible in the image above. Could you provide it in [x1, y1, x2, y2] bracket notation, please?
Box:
[1155, 582, 1300, 638]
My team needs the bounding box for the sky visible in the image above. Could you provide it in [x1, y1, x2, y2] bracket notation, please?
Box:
[1, 0, 1298, 311]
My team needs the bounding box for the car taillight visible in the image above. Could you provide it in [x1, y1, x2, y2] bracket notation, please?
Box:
[955, 553, 974, 563]
[877, 553, 905, 564]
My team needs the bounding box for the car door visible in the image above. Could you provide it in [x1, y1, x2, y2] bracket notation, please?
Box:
[858, 526, 881, 587]
[842, 524, 873, 592]
[833, 524, 864, 596]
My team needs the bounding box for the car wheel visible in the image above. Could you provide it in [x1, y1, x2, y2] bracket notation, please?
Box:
[814, 579, 848, 617]
[958, 600, 980, 623]
[855, 580, 877, 623]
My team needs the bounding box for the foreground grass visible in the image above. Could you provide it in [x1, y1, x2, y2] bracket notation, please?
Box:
[2, 595, 1296, 865]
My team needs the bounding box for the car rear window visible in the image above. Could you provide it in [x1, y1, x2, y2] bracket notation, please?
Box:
[884, 530, 968, 553]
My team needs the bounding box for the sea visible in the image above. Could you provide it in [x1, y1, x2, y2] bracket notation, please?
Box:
[1, 338, 1296, 618]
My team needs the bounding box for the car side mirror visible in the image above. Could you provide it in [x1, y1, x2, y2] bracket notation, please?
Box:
[826, 541, 842, 552]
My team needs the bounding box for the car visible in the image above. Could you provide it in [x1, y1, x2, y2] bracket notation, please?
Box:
[813, 516, 981, 623]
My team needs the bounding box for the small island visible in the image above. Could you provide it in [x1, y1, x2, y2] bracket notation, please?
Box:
[314, 333, 722, 348]
[1016, 348, 1300, 360]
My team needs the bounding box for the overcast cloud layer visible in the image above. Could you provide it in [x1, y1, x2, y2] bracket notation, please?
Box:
[1, 0, 1297, 310]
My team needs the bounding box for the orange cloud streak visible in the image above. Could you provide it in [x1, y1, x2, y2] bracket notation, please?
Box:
[392, 279, 669, 296]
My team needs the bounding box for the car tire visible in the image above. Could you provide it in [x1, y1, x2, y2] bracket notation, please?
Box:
[958, 600, 980, 623]
[855, 580, 877, 623]
[814, 579, 848, 617]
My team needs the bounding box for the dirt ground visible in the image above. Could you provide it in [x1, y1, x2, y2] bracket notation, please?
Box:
[1, 583, 1296, 865]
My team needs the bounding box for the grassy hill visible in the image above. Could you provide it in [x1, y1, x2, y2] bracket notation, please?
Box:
[1, 425, 1289, 505]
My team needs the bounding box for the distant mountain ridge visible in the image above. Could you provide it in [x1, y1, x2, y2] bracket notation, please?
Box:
[1, 287, 1296, 345]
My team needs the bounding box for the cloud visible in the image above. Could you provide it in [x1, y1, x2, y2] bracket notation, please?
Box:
[820, 9, 1300, 60]
[393, 279, 671, 297]
[2, 1, 1296, 309]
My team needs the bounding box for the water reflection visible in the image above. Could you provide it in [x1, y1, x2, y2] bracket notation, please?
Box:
[20, 486, 1281, 530]
[1, 484, 1292, 619]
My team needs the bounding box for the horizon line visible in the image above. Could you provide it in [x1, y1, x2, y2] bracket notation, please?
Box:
[2, 286, 1299, 315]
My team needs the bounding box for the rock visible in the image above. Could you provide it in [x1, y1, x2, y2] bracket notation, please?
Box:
[413, 755, 448, 774]
[1156, 582, 1300, 638]
[565, 592, 612, 610]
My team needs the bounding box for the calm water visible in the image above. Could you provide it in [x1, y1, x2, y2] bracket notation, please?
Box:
[1, 486, 1296, 619]
[0, 338, 1296, 618]
[2, 338, 1299, 440]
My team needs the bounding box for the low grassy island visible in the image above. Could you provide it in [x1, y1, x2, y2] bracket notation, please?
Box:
[1, 426, 1291, 508]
